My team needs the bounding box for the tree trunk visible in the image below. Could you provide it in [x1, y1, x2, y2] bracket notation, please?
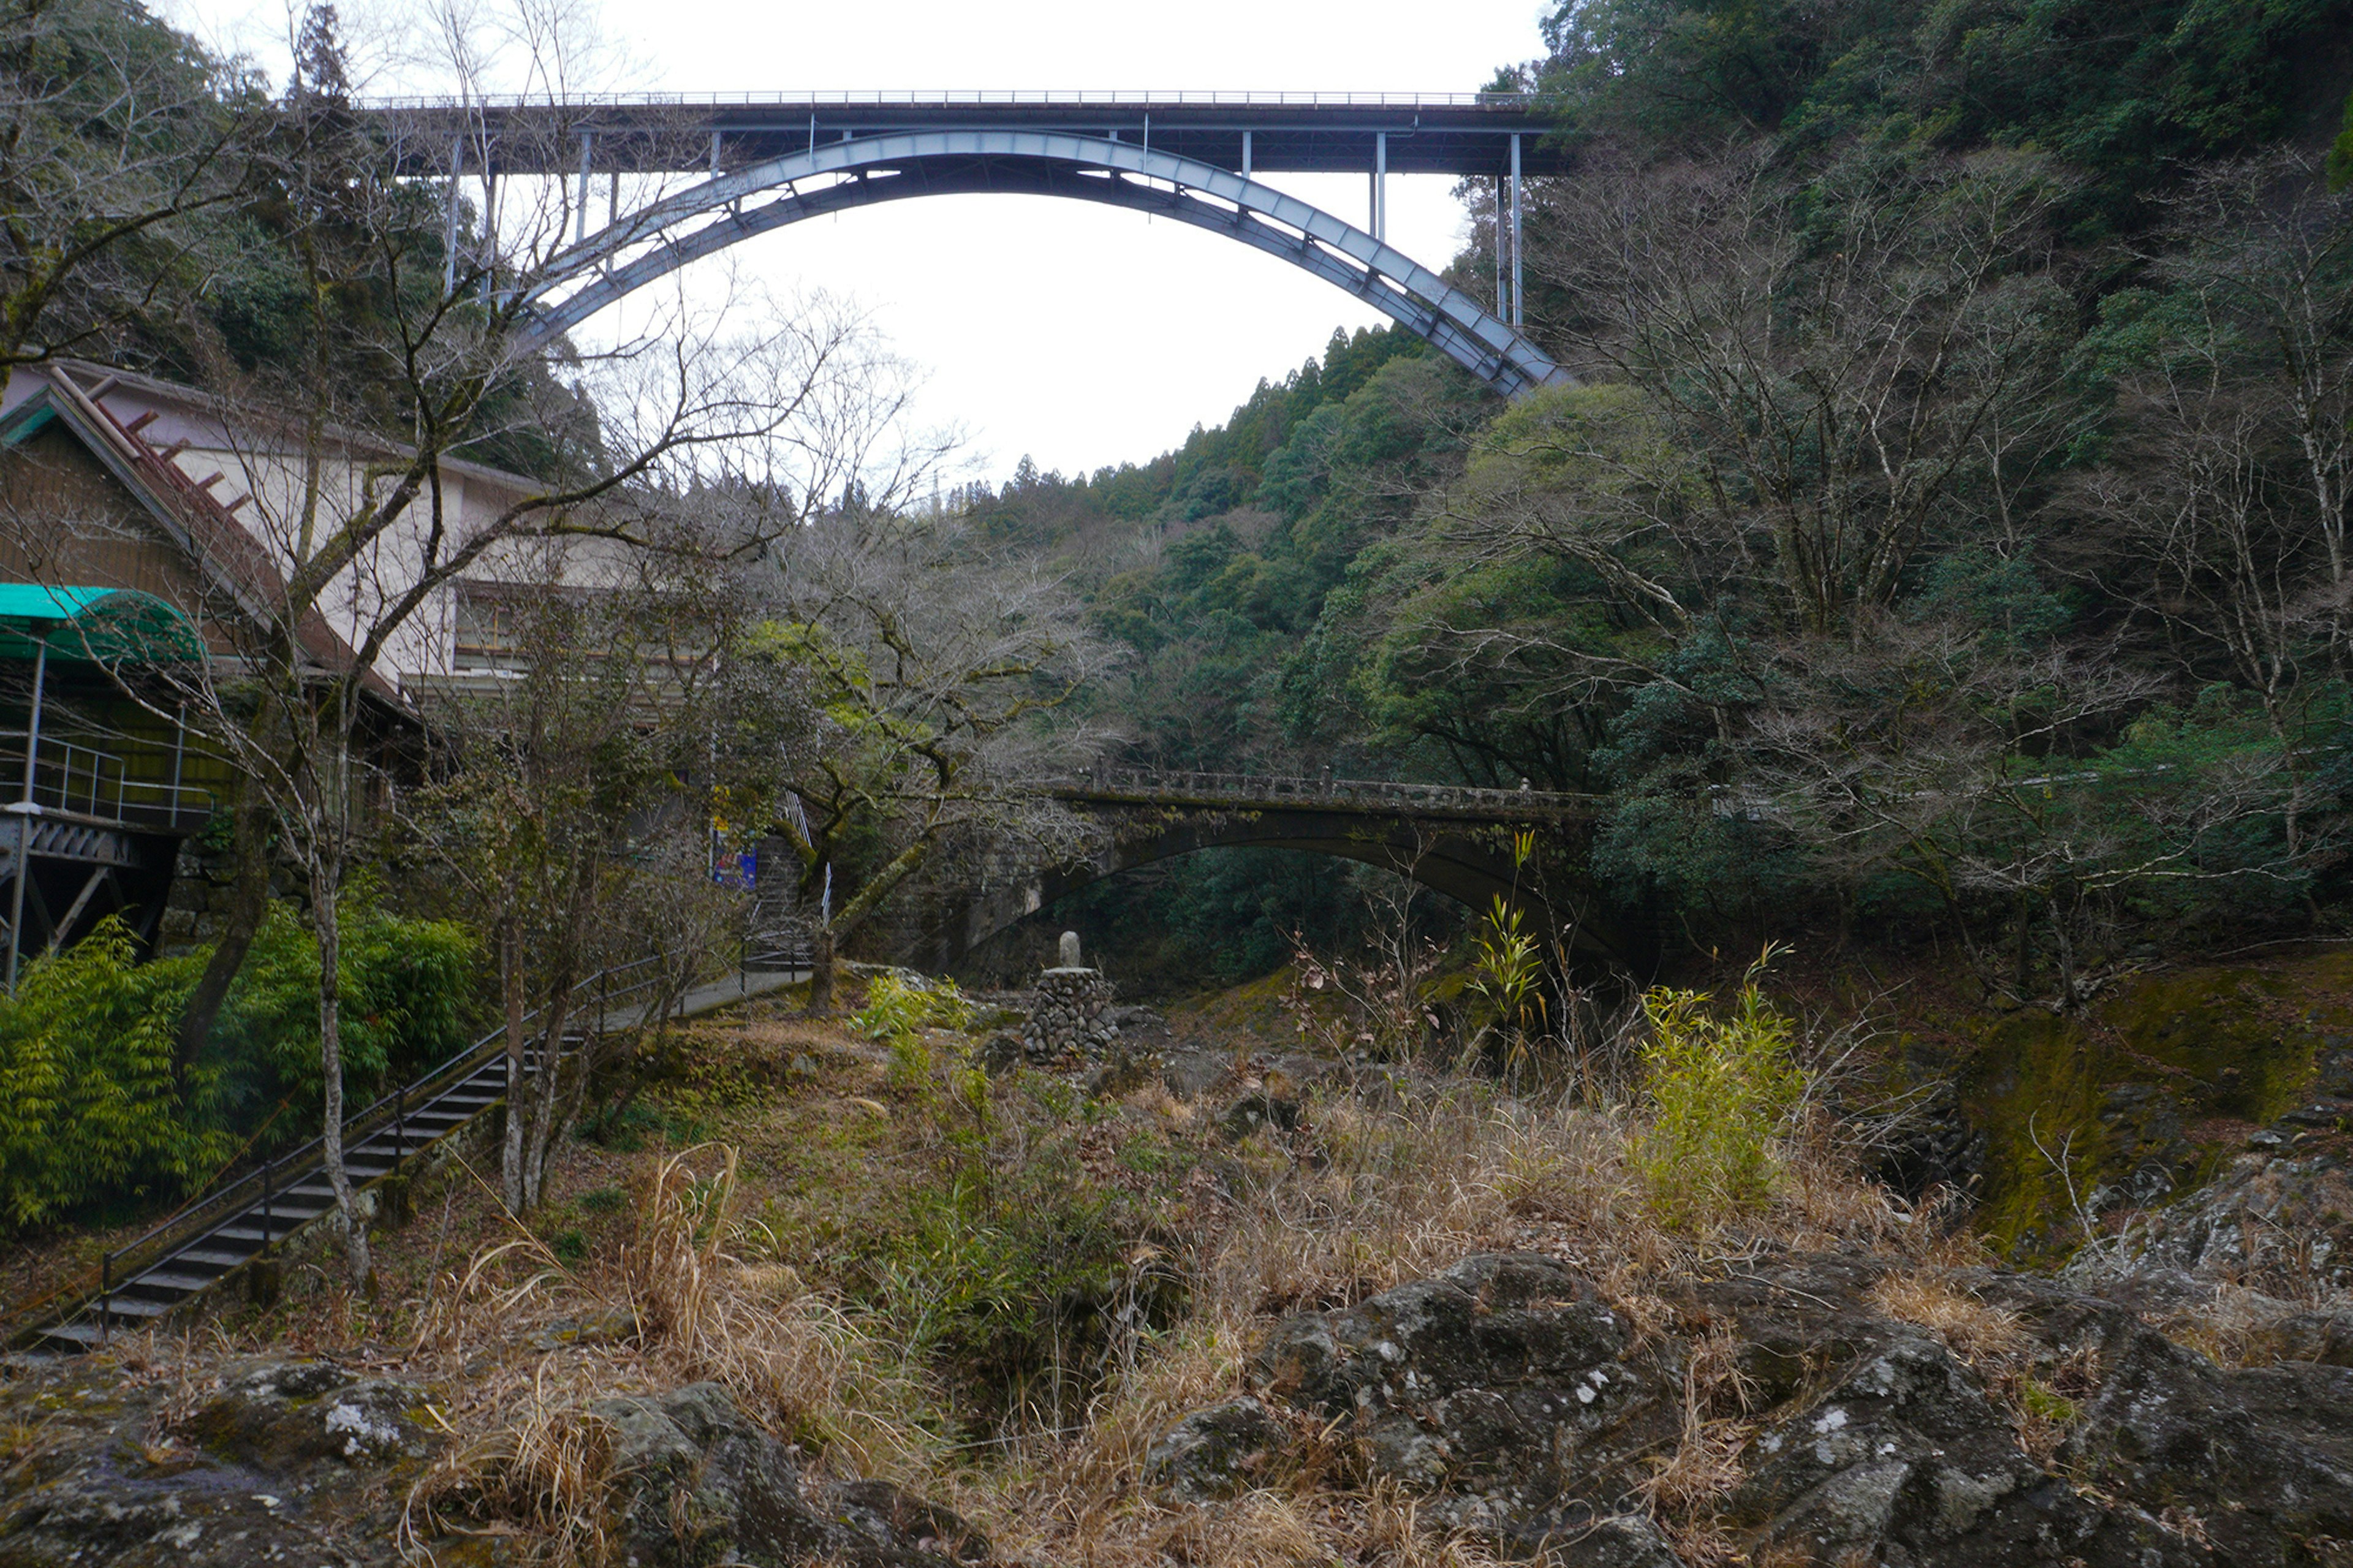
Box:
[803, 838, 933, 1018]
[173, 779, 273, 1085]
[805, 925, 835, 1016]
[521, 990, 572, 1210]
[501, 922, 527, 1213]
[312, 863, 369, 1287]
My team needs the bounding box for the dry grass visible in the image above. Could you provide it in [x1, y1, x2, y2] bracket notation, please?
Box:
[1639, 1328, 1756, 1567]
[97, 986, 1930, 1568]
[975, 1070, 1911, 1568]
[1867, 1270, 2028, 1363]
[616, 1145, 920, 1472]
[403, 1360, 617, 1568]
[1865, 1267, 2091, 1464]
[396, 1141, 928, 1562]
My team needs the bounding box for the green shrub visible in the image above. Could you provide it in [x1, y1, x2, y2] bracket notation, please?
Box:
[0, 919, 227, 1229]
[202, 896, 480, 1144]
[853, 972, 978, 1099]
[1637, 964, 1805, 1230]
[853, 971, 974, 1046]
[0, 892, 479, 1232]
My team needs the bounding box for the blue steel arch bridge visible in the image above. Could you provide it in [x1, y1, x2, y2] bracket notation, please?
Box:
[368, 91, 1575, 398]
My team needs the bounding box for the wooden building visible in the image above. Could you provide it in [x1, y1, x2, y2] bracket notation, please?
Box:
[0, 360, 580, 986]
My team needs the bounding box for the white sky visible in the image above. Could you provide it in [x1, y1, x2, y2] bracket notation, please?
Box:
[161, 0, 1553, 483]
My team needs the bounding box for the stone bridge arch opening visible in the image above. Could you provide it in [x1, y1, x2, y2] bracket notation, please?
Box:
[925, 783, 1626, 978]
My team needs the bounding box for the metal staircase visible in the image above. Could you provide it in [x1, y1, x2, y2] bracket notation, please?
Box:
[18, 945, 809, 1350]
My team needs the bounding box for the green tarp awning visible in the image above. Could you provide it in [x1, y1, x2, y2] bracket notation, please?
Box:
[0, 584, 201, 662]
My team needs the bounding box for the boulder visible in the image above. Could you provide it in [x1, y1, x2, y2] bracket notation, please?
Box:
[176, 1360, 431, 1471]
[0, 1356, 426, 1568]
[1216, 1090, 1300, 1143]
[2115, 1149, 2353, 1292]
[1142, 1396, 1290, 1500]
[596, 1382, 988, 1568]
[1251, 1253, 1674, 1537]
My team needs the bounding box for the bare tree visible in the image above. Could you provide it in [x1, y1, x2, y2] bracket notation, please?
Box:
[1521, 146, 2080, 638]
[403, 531, 760, 1213]
[2069, 153, 2353, 863]
[67, 0, 934, 1280]
[759, 509, 1116, 1012]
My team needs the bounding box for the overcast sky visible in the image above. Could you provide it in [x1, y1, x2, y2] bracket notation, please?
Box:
[161, 0, 1553, 483]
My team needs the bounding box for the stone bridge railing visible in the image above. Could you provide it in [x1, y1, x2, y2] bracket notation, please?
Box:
[1047, 767, 1597, 820]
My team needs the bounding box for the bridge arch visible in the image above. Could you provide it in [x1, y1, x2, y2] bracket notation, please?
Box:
[519, 129, 1571, 398]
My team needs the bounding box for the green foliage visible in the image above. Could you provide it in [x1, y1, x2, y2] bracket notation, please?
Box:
[1044, 849, 1411, 994]
[1542, 0, 2352, 230]
[854, 972, 982, 1104]
[2020, 1379, 2079, 1426]
[0, 892, 478, 1232]
[0, 920, 226, 1229]
[202, 896, 480, 1140]
[855, 972, 972, 1048]
[1637, 963, 1806, 1229]
[2332, 89, 2353, 191]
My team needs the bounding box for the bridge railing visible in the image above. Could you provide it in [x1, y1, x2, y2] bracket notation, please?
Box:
[366, 89, 1544, 112]
[1051, 767, 1596, 816]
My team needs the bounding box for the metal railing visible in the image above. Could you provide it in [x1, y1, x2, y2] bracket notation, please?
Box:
[1053, 766, 1598, 816]
[0, 730, 214, 830]
[12, 946, 767, 1347]
[366, 89, 1544, 112]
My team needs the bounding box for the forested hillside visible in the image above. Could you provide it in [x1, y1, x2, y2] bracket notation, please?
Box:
[979, 0, 2353, 998]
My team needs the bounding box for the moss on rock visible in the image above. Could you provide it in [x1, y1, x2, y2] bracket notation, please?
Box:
[1963, 950, 2353, 1262]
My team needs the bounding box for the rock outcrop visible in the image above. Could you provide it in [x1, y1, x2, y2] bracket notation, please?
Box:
[1152, 1249, 2353, 1565]
[0, 1357, 985, 1568]
[597, 1383, 988, 1568]
[0, 1355, 430, 1568]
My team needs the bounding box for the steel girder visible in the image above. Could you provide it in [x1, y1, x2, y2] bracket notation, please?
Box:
[517, 129, 1570, 398]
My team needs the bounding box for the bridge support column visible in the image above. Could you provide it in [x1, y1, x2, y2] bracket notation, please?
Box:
[1371, 131, 1387, 242]
[1241, 128, 1252, 178]
[442, 134, 462, 295]
[574, 131, 593, 244]
[1509, 132, 1524, 329]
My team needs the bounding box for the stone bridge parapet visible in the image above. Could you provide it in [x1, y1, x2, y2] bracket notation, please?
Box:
[1046, 768, 1597, 820]
[923, 768, 1626, 975]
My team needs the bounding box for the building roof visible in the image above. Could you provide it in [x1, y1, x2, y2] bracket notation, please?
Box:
[0, 366, 402, 703]
[0, 584, 203, 662]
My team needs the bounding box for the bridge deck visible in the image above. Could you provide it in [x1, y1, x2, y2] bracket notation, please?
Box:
[368, 93, 1573, 178]
[1047, 769, 1596, 821]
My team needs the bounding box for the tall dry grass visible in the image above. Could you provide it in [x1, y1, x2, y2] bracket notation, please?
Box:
[401, 1143, 930, 1564]
[980, 1070, 1911, 1568]
[396, 997, 1918, 1567]
[617, 1143, 927, 1474]
[403, 1358, 617, 1567]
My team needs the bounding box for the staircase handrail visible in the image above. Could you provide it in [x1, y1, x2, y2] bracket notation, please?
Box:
[6, 950, 680, 1345]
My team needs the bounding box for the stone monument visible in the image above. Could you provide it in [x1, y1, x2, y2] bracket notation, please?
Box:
[1023, 930, 1117, 1063]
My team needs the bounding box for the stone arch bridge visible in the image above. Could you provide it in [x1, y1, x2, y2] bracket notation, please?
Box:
[929, 768, 1624, 972]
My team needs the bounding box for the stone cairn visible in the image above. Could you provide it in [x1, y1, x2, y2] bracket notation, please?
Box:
[1020, 930, 1118, 1063]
